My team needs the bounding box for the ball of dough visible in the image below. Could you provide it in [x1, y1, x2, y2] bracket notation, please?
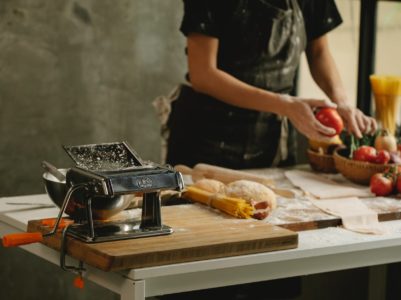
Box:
[193, 178, 226, 194]
[226, 180, 277, 210]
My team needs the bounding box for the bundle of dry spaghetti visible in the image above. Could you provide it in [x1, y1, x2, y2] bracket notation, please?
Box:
[184, 186, 254, 219]
[370, 75, 401, 135]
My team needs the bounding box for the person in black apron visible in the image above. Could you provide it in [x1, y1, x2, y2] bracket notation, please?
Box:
[160, 1, 377, 299]
[165, 0, 377, 170]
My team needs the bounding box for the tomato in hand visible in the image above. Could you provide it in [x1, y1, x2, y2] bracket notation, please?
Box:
[370, 173, 394, 196]
[353, 146, 377, 162]
[315, 108, 344, 137]
[373, 150, 391, 164]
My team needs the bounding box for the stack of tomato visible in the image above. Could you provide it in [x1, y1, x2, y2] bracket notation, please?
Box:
[353, 146, 391, 164]
[352, 129, 400, 165]
[362, 129, 401, 196]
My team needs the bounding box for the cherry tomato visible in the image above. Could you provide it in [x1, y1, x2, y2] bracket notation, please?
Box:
[370, 173, 394, 196]
[353, 146, 377, 162]
[373, 150, 391, 164]
[315, 108, 344, 136]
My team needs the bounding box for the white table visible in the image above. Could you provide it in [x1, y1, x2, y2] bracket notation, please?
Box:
[1, 194, 401, 300]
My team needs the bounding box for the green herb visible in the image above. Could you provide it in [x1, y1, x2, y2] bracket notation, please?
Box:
[340, 130, 379, 158]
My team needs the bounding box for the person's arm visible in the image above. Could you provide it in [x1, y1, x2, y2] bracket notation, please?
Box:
[305, 35, 377, 138]
[187, 33, 336, 141]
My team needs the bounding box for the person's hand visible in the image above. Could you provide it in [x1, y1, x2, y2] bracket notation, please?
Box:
[336, 104, 377, 138]
[282, 95, 338, 141]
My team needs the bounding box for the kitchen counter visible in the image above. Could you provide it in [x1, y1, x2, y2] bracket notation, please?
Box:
[2, 192, 401, 300]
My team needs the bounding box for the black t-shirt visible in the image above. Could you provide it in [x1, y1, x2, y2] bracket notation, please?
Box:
[180, 0, 343, 91]
[180, 0, 343, 42]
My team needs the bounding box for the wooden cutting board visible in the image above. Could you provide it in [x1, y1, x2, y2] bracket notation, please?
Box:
[267, 196, 401, 231]
[27, 204, 298, 271]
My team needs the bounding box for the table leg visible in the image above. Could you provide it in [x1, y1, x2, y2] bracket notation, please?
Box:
[368, 265, 387, 300]
[121, 278, 146, 300]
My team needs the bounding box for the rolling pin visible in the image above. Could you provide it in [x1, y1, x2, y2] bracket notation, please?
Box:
[175, 164, 295, 198]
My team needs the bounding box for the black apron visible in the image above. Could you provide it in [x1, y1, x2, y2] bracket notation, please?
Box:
[166, 0, 307, 169]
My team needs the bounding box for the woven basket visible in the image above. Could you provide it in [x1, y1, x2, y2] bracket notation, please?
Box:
[333, 148, 393, 185]
[307, 149, 337, 173]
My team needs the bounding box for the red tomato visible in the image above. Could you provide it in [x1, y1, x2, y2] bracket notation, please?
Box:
[315, 108, 344, 136]
[396, 175, 401, 194]
[370, 173, 394, 196]
[353, 146, 377, 162]
[373, 150, 391, 164]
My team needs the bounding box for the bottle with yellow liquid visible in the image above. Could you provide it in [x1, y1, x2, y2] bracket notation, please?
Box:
[370, 75, 401, 135]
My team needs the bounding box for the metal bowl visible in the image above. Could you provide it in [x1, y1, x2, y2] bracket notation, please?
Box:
[43, 169, 131, 220]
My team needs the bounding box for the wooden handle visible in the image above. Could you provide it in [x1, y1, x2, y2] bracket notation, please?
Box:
[174, 165, 193, 175]
[193, 163, 275, 186]
[2, 232, 43, 247]
[73, 276, 85, 289]
[174, 165, 204, 182]
[194, 164, 295, 198]
[176, 164, 295, 198]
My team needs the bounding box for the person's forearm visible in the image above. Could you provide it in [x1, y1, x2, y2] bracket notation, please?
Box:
[190, 67, 291, 116]
[306, 38, 349, 106]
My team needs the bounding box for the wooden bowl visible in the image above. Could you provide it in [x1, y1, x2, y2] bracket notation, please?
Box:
[307, 149, 337, 173]
[333, 148, 393, 185]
